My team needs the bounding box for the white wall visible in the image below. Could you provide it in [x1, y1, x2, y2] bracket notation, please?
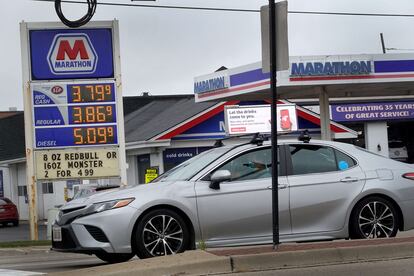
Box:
[16, 163, 29, 220]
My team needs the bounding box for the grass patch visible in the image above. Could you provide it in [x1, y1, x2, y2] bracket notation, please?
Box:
[0, 240, 51, 248]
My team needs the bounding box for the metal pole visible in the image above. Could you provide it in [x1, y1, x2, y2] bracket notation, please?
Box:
[20, 22, 38, 241]
[269, 0, 279, 249]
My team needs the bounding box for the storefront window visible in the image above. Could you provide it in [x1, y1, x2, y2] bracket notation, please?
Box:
[163, 147, 212, 172]
[137, 154, 151, 184]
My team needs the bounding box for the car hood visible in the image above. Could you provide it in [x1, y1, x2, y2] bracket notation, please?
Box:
[61, 181, 176, 210]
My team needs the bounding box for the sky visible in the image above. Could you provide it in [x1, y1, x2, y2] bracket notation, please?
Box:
[0, 0, 414, 111]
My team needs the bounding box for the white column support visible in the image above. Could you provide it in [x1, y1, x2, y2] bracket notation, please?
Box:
[365, 121, 389, 157]
[150, 148, 165, 175]
[318, 87, 331, 141]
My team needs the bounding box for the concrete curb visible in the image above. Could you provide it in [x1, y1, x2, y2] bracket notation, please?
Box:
[48, 250, 231, 276]
[47, 241, 414, 275]
[231, 241, 414, 272]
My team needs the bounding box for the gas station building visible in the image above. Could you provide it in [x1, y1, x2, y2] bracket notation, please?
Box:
[3, 52, 414, 221]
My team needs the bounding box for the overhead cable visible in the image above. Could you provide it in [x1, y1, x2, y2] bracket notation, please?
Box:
[35, 0, 414, 17]
[54, 0, 97, 27]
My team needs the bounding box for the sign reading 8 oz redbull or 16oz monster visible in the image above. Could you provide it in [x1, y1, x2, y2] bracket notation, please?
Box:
[35, 147, 120, 180]
[32, 81, 118, 149]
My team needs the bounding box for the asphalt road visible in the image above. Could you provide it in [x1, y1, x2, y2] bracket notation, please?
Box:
[0, 246, 107, 274]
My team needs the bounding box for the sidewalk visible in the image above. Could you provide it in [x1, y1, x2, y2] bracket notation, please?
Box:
[49, 236, 414, 276]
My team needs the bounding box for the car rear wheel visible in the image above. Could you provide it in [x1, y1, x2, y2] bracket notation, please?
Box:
[95, 252, 134, 263]
[134, 209, 189, 259]
[350, 196, 399, 239]
[12, 220, 19, 227]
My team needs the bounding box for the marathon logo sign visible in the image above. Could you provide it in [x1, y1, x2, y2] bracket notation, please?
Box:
[290, 61, 372, 77]
[194, 76, 229, 94]
[47, 34, 98, 75]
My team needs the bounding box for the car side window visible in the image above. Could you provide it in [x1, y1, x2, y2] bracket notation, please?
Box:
[216, 147, 274, 182]
[290, 145, 337, 175]
[334, 149, 357, 170]
[290, 145, 357, 175]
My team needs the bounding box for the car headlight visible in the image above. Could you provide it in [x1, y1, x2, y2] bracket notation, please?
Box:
[91, 198, 135, 214]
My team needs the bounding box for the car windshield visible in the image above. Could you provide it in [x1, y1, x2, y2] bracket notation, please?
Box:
[152, 146, 233, 182]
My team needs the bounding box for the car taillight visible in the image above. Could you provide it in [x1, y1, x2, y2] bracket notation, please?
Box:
[403, 173, 414, 180]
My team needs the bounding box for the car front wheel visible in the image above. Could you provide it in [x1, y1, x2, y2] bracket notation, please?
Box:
[350, 196, 399, 239]
[135, 209, 189, 259]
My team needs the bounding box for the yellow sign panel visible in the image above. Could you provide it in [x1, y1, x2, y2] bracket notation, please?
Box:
[145, 167, 159, 183]
[35, 147, 120, 180]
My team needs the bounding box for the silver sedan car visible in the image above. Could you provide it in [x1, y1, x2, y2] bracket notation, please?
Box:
[52, 137, 414, 263]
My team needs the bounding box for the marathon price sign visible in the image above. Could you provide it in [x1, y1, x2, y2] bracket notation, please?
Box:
[21, 21, 125, 182]
[331, 101, 414, 122]
[31, 81, 118, 149]
[35, 147, 120, 180]
[224, 104, 298, 135]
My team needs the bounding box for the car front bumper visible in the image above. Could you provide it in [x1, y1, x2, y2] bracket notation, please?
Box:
[52, 205, 141, 254]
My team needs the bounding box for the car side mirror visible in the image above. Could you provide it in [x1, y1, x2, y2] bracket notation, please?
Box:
[209, 170, 231, 190]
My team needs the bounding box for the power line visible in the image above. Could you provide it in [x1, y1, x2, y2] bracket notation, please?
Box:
[32, 0, 414, 17]
[32, 0, 259, 13]
[288, 10, 414, 18]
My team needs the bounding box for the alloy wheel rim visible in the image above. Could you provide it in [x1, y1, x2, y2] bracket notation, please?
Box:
[142, 215, 184, 256]
[358, 201, 395, 238]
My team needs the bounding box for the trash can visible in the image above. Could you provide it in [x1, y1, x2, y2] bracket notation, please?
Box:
[46, 206, 61, 240]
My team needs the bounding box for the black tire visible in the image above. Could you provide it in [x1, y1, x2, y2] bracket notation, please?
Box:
[135, 209, 189, 259]
[12, 220, 19, 227]
[95, 252, 134, 263]
[350, 196, 399, 239]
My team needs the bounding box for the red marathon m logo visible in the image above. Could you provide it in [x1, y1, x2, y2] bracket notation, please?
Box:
[47, 33, 98, 75]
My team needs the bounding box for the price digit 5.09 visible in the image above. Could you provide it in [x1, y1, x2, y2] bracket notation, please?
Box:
[73, 126, 115, 145]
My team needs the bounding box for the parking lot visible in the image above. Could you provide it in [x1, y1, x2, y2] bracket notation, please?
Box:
[0, 222, 47, 242]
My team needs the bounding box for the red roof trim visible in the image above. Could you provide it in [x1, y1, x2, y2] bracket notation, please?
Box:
[156, 100, 240, 140]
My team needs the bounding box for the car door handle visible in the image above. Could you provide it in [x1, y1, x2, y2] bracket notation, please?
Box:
[340, 177, 359, 183]
[267, 184, 288, 190]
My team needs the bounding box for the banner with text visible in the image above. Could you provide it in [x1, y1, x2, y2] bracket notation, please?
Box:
[331, 102, 414, 122]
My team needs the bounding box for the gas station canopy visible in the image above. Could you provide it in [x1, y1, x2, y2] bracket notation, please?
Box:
[194, 53, 414, 102]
